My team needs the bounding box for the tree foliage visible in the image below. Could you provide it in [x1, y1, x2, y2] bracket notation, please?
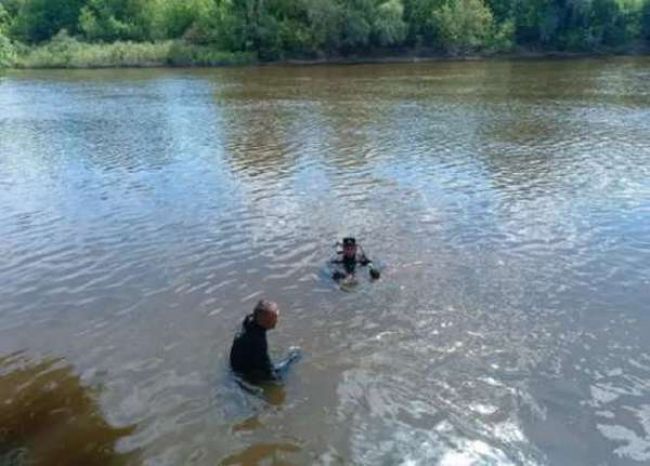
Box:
[433, 0, 494, 52]
[78, 0, 158, 41]
[9, 0, 86, 42]
[0, 3, 9, 35]
[0, 31, 16, 67]
[643, 0, 650, 42]
[374, 0, 408, 46]
[0, 0, 647, 57]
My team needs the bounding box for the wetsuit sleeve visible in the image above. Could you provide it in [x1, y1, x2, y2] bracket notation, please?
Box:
[259, 338, 278, 380]
[249, 334, 278, 381]
[230, 323, 279, 382]
[358, 253, 371, 266]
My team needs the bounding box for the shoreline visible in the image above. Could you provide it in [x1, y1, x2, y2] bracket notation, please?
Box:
[4, 47, 648, 71]
[278, 49, 649, 67]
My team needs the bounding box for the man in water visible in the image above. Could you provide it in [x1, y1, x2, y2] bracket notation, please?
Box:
[230, 300, 299, 384]
[331, 237, 381, 281]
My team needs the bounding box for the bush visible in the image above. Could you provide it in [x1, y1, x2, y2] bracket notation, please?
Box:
[18, 29, 80, 67]
[15, 32, 172, 68]
[12, 34, 255, 68]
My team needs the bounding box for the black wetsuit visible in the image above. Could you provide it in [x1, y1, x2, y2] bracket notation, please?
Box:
[332, 253, 371, 278]
[230, 315, 277, 383]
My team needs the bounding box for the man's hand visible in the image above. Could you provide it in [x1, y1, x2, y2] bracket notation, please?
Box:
[287, 347, 302, 362]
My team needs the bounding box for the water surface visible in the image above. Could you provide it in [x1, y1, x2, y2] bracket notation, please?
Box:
[1, 58, 650, 465]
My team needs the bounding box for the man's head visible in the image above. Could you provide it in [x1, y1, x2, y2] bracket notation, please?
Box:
[342, 237, 357, 259]
[253, 300, 279, 330]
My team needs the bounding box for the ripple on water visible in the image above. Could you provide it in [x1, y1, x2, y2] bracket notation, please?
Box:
[0, 60, 649, 465]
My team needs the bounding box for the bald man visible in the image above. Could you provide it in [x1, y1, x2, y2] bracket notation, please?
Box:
[229, 300, 299, 383]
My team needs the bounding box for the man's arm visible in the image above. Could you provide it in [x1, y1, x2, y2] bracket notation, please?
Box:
[273, 347, 302, 379]
[252, 335, 279, 381]
[358, 249, 380, 279]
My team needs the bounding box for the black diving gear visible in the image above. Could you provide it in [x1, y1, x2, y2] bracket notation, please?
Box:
[230, 314, 275, 382]
[331, 237, 380, 280]
[230, 315, 300, 383]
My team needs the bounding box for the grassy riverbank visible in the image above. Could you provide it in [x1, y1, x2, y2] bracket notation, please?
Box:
[4, 34, 254, 69]
[3, 33, 647, 70]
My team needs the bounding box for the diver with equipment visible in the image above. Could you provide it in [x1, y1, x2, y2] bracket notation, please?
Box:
[330, 237, 381, 282]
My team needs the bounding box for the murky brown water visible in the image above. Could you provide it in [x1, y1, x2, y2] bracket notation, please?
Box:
[1, 58, 649, 465]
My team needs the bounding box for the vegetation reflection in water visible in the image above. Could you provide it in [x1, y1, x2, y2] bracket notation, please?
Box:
[219, 442, 301, 466]
[0, 352, 136, 466]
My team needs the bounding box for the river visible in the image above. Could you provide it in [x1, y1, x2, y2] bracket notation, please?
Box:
[1, 58, 649, 465]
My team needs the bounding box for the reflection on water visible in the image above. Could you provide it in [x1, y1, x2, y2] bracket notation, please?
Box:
[0, 352, 136, 465]
[220, 442, 301, 465]
[234, 377, 288, 407]
[0, 58, 649, 465]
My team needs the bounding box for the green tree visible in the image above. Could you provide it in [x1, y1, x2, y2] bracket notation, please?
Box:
[0, 27, 16, 67]
[1, 2, 16, 67]
[303, 0, 344, 53]
[79, 0, 158, 41]
[187, 0, 246, 48]
[0, 0, 646, 63]
[555, 0, 595, 49]
[339, 0, 375, 51]
[403, 0, 442, 45]
[0, 3, 10, 34]
[589, 0, 628, 47]
[486, 0, 513, 24]
[374, 0, 407, 46]
[201, 0, 284, 58]
[433, 0, 494, 52]
[10, 0, 86, 42]
[512, 0, 554, 46]
[155, 0, 213, 39]
[644, 0, 650, 42]
[271, 0, 313, 55]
